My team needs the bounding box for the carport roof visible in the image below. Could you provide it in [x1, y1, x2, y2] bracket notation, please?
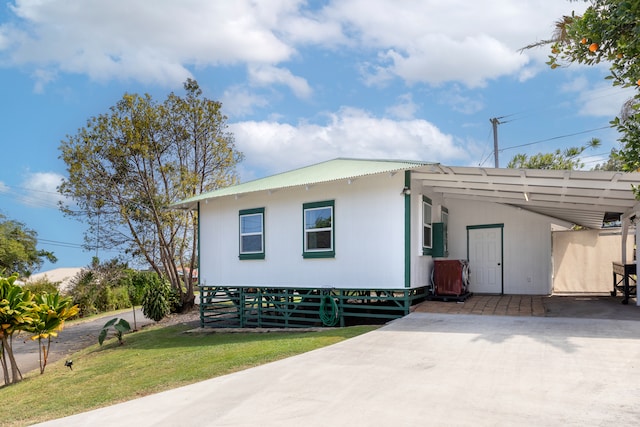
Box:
[414, 164, 640, 229]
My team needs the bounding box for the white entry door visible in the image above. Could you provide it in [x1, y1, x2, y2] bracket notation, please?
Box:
[468, 226, 503, 294]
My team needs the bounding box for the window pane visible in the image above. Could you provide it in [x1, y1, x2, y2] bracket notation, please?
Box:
[423, 227, 432, 248]
[306, 208, 332, 229]
[241, 214, 262, 233]
[307, 230, 332, 250]
[423, 203, 431, 224]
[241, 235, 263, 253]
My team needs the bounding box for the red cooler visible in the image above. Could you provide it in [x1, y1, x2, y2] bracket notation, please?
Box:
[433, 259, 469, 296]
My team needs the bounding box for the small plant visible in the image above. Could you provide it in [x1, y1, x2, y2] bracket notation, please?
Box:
[28, 292, 79, 374]
[98, 318, 131, 346]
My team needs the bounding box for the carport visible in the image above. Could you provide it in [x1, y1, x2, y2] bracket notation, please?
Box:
[412, 166, 640, 304]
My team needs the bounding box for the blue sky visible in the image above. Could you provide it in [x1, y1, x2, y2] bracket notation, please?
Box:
[0, 0, 633, 272]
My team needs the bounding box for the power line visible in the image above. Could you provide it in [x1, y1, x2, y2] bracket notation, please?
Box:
[498, 125, 611, 153]
[38, 238, 85, 249]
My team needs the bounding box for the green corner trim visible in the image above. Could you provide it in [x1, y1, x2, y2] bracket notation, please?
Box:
[404, 170, 411, 288]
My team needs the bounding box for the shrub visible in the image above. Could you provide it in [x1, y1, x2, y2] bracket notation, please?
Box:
[141, 276, 171, 322]
[68, 270, 99, 317]
[22, 277, 59, 295]
[96, 285, 131, 312]
[67, 259, 137, 316]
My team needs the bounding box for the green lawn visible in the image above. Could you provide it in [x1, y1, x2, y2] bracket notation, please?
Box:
[1, 323, 377, 426]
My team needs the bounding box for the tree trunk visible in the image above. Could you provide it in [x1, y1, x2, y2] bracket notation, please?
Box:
[1, 344, 10, 385]
[1, 335, 22, 384]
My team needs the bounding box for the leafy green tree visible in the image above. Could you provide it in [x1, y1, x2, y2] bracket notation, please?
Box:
[123, 270, 157, 330]
[592, 148, 624, 170]
[59, 79, 243, 310]
[0, 214, 57, 277]
[507, 138, 601, 169]
[0, 273, 37, 385]
[526, 1, 640, 187]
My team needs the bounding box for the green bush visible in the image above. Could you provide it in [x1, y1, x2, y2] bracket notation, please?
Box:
[141, 275, 171, 322]
[22, 277, 59, 294]
[68, 270, 99, 316]
[125, 270, 153, 307]
[67, 263, 133, 317]
[97, 285, 131, 312]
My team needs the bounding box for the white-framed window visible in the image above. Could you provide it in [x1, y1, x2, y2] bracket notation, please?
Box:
[422, 196, 432, 254]
[303, 200, 334, 258]
[239, 207, 264, 260]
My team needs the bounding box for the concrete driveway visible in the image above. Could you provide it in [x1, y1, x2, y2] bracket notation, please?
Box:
[34, 311, 640, 426]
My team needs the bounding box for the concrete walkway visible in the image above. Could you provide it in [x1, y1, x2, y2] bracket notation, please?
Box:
[34, 307, 640, 426]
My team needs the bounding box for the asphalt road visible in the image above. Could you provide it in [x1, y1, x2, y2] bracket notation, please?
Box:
[12, 308, 155, 375]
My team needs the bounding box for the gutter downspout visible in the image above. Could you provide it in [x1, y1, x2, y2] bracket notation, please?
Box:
[197, 201, 203, 326]
[404, 170, 411, 288]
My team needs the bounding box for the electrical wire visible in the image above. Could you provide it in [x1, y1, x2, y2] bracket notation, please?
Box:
[498, 125, 611, 153]
[37, 238, 85, 249]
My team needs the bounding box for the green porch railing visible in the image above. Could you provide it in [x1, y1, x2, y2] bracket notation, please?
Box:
[198, 286, 428, 328]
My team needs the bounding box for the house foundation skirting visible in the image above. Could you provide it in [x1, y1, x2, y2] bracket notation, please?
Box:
[199, 286, 428, 328]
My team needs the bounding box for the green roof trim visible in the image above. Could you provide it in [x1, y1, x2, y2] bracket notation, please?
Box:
[173, 158, 433, 209]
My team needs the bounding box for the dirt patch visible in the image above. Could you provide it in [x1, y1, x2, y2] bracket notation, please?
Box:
[151, 307, 201, 328]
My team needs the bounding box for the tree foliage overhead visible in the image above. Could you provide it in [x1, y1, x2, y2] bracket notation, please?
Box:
[59, 79, 243, 309]
[507, 138, 601, 170]
[529, 0, 640, 181]
[0, 213, 57, 277]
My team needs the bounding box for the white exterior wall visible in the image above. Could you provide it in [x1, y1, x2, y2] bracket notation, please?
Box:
[410, 182, 449, 288]
[199, 173, 407, 289]
[443, 198, 566, 295]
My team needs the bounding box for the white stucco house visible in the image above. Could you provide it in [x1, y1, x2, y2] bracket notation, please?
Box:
[174, 158, 640, 327]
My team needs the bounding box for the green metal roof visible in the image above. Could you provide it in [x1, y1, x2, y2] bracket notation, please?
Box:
[173, 158, 432, 209]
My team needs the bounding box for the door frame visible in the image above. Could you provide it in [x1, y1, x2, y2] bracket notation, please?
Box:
[466, 223, 504, 295]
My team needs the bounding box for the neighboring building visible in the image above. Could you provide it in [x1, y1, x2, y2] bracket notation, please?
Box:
[25, 267, 82, 294]
[174, 158, 640, 327]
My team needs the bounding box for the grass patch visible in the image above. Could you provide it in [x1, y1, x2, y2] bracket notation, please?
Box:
[1, 323, 377, 426]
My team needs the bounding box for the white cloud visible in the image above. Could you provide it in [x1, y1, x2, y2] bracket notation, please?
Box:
[248, 65, 313, 99]
[377, 34, 528, 88]
[561, 77, 635, 118]
[438, 85, 485, 115]
[325, 0, 589, 87]
[230, 107, 472, 178]
[2, 0, 297, 87]
[578, 85, 635, 118]
[0, 0, 589, 90]
[19, 172, 66, 208]
[221, 85, 270, 118]
[386, 93, 419, 119]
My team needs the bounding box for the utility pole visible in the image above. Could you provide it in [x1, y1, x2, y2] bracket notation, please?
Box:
[489, 117, 501, 168]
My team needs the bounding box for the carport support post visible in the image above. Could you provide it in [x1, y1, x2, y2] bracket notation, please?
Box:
[633, 226, 640, 307]
[622, 206, 640, 306]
